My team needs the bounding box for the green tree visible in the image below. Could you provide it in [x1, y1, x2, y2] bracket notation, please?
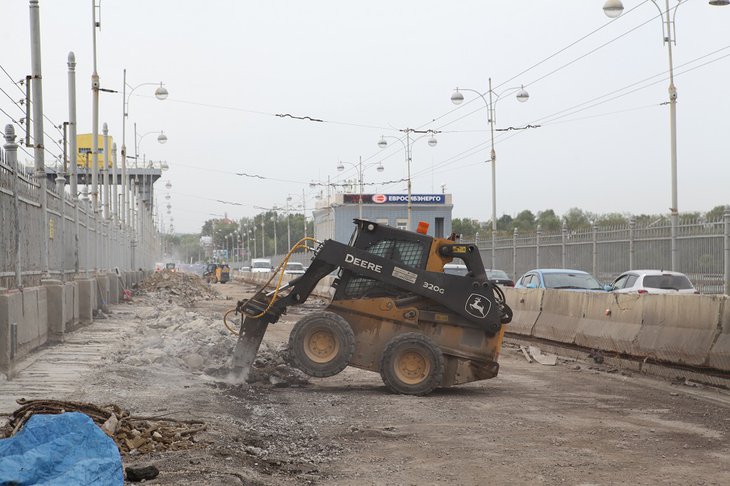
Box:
[595, 212, 629, 227]
[562, 208, 592, 231]
[496, 214, 513, 232]
[452, 218, 481, 239]
[537, 209, 561, 231]
[513, 210, 536, 232]
[705, 205, 727, 221]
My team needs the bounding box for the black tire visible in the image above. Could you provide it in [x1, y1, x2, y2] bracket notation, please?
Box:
[379, 333, 444, 396]
[288, 311, 355, 377]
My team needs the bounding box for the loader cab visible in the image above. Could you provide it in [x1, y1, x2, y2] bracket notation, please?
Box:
[334, 219, 433, 300]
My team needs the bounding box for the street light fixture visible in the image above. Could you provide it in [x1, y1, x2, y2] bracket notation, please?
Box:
[135, 128, 168, 165]
[377, 129, 439, 231]
[337, 157, 384, 220]
[602, 0, 728, 270]
[450, 79, 529, 270]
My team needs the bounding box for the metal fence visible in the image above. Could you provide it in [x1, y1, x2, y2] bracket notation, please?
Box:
[471, 212, 730, 294]
[1, 127, 161, 289]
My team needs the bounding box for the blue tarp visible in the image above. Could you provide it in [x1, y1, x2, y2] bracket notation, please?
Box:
[0, 412, 123, 486]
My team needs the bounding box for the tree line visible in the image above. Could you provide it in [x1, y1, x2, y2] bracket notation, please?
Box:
[165, 205, 727, 263]
[452, 205, 728, 240]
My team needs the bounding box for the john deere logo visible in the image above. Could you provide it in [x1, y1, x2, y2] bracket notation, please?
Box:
[372, 194, 387, 204]
[465, 293, 490, 319]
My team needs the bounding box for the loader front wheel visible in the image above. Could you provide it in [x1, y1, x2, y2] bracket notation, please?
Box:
[288, 312, 355, 378]
[380, 333, 444, 396]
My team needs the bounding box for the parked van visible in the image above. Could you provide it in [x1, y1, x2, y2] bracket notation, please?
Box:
[251, 258, 273, 273]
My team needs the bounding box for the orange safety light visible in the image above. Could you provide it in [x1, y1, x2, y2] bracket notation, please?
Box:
[416, 221, 429, 234]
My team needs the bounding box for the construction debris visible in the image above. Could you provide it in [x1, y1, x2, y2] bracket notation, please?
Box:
[125, 465, 160, 482]
[0, 399, 205, 455]
[246, 342, 310, 387]
[528, 346, 558, 366]
[135, 270, 222, 303]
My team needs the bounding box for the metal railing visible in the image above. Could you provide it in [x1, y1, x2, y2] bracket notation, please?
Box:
[471, 212, 730, 295]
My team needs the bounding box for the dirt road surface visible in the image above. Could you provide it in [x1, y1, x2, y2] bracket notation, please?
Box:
[2, 277, 729, 485]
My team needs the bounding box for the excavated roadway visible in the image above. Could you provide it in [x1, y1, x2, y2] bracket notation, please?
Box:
[1, 279, 729, 485]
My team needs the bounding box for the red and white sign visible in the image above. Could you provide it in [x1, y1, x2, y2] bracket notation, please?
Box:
[371, 194, 387, 204]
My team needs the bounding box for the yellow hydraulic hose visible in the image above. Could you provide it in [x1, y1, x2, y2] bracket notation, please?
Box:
[223, 237, 319, 334]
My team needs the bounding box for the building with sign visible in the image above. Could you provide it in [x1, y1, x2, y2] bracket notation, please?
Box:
[312, 192, 454, 243]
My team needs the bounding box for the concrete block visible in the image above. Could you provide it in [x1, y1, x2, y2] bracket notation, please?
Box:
[635, 294, 722, 367]
[706, 296, 730, 372]
[503, 288, 542, 336]
[575, 293, 643, 355]
[107, 272, 119, 305]
[18, 287, 48, 357]
[0, 290, 23, 371]
[42, 279, 65, 342]
[531, 289, 586, 344]
[76, 278, 95, 324]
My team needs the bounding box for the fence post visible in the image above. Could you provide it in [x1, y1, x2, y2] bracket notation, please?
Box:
[629, 217, 635, 270]
[536, 224, 542, 268]
[4, 125, 22, 289]
[592, 221, 598, 276]
[561, 222, 567, 269]
[67, 52, 80, 276]
[723, 205, 730, 295]
[55, 175, 66, 282]
[512, 228, 518, 281]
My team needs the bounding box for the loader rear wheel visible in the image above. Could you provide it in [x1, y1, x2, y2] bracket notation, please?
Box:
[380, 333, 444, 396]
[288, 311, 355, 378]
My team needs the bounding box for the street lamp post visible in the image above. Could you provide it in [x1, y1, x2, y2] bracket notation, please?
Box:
[377, 130, 438, 231]
[450, 79, 529, 270]
[121, 70, 167, 231]
[284, 199, 292, 250]
[260, 215, 265, 258]
[603, 0, 728, 270]
[337, 156, 385, 220]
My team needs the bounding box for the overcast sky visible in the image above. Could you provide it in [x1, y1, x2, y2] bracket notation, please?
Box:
[2, 0, 728, 233]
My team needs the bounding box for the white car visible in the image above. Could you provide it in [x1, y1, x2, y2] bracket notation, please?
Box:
[283, 262, 306, 275]
[251, 258, 273, 273]
[610, 270, 698, 294]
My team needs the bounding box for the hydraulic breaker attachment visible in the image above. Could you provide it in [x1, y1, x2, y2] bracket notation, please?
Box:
[231, 315, 269, 377]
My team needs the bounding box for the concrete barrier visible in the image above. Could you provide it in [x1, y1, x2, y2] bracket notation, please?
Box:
[76, 278, 95, 324]
[634, 294, 723, 367]
[241, 272, 335, 300]
[42, 279, 66, 342]
[95, 275, 110, 312]
[705, 296, 729, 372]
[107, 272, 119, 305]
[64, 281, 79, 331]
[575, 293, 643, 355]
[531, 290, 586, 344]
[0, 289, 21, 372]
[503, 288, 542, 336]
[19, 287, 48, 358]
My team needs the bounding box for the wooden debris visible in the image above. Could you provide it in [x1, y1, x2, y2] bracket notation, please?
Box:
[0, 399, 206, 455]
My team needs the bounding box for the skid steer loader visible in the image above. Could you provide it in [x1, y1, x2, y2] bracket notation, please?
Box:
[232, 219, 513, 395]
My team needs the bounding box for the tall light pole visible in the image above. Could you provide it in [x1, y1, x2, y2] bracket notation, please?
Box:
[337, 157, 385, 220]
[603, 0, 728, 270]
[284, 198, 292, 250]
[121, 72, 167, 271]
[377, 130, 438, 231]
[450, 80, 529, 270]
